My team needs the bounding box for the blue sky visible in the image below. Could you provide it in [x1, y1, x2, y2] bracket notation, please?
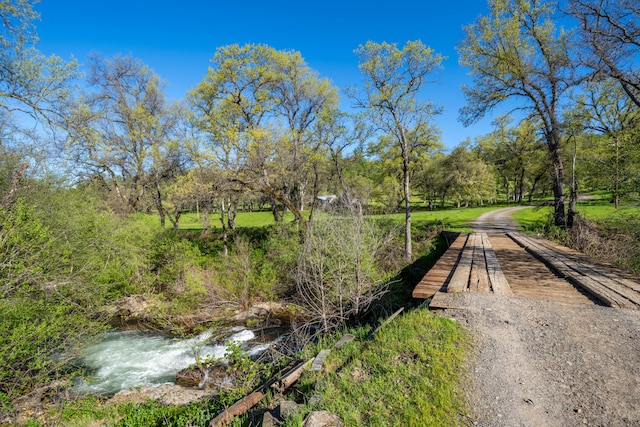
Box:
[35, 0, 501, 150]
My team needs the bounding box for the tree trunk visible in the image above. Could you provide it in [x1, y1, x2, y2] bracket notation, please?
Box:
[153, 180, 166, 228]
[518, 168, 526, 203]
[549, 134, 566, 228]
[402, 145, 412, 261]
[220, 198, 228, 256]
[568, 136, 578, 228]
[1, 161, 28, 211]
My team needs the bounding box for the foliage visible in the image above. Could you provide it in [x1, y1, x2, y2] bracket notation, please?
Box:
[0, 0, 79, 122]
[350, 40, 444, 260]
[63, 54, 189, 218]
[293, 309, 469, 427]
[459, 0, 581, 226]
[570, 0, 640, 108]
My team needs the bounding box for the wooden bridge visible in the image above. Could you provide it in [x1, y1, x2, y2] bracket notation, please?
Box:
[413, 231, 640, 310]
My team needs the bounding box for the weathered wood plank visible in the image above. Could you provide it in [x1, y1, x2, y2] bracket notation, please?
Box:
[333, 333, 355, 350]
[483, 233, 512, 296]
[507, 233, 631, 308]
[470, 233, 491, 293]
[310, 349, 331, 372]
[532, 239, 640, 307]
[412, 233, 468, 298]
[447, 234, 473, 293]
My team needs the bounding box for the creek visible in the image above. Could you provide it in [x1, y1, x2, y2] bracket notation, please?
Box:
[74, 327, 271, 395]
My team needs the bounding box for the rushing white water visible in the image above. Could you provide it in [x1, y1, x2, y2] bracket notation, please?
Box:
[75, 328, 260, 394]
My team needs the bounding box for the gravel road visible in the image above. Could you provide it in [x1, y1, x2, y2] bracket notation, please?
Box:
[439, 207, 640, 426]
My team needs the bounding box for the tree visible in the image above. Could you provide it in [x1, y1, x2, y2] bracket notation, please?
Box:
[190, 44, 338, 226]
[64, 54, 186, 218]
[0, 0, 78, 122]
[475, 116, 547, 203]
[350, 40, 444, 260]
[443, 144, 496, 208]
[459, 0, 581, 227]
[570, 78, 640, 208]
[570, 0, 640, 107]
[0, 0, 78, 213]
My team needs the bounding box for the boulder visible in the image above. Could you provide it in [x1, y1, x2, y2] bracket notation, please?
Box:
[303, 411, 343, 427]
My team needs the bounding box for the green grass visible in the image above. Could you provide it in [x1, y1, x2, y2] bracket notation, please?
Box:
[380, 205, 512, 232]
[178, 211, 306, 230]
[177, 204, 513, 232]
[511, 199, 640, 232]
[291, 309, 470, 427]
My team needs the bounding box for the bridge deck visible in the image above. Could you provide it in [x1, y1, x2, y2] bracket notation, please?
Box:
[413, 231, 640, 310]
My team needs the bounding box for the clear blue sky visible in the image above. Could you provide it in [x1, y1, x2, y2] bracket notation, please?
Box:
[35, 0, 501, 150]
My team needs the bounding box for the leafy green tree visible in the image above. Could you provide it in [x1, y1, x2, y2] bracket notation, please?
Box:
[459, 0, 581, 227]
[571, 78, 640, 207]
[0, 0, 78, 122]
[475, 116, 547, 203]
[442, 144, 496, 208]
[350, 40, 444, 260]
[190, 43, 338, 225]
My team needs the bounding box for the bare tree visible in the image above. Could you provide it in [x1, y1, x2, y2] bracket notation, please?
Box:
[295, 206, 393, 338]
[570, 0, 640, 107]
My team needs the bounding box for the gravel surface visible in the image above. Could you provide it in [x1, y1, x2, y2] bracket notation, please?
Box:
[443, 293, 640, 427]
[438, 207, 640, 426]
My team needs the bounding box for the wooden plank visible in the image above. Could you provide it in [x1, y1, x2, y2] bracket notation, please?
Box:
[507, 233, 628, 308]
[310, 349, 331, 372]
[333, 333, 355, 350]
[517, 235, 637, 308]
[366, 307, 404, 340]
[532, 239, 640, 308]
[470, 233, 491, 293]
[483, 233, 512, 296]
[447, 234, 473, 293]
[412, 233, 468, 298]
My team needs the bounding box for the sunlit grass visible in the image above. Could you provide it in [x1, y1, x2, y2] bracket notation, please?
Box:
[380, 205, 512, 232]
[292, 309, 470, 427]
[178, 211, 306, 230]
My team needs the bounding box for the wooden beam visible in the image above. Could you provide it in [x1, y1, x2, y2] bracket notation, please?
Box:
[482, 233, 512, 296]
[447, 234, 474, 293]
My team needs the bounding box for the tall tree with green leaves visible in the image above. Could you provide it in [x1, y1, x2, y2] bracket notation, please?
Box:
[190, 43, 338, 225]
[459, 0, 581, 227]
[0, 0, 77, 122]
[571, 78, 640, 208]
[350, 40, 444, 260]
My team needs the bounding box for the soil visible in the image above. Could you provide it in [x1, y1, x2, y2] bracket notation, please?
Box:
[439, 207, 640, 426]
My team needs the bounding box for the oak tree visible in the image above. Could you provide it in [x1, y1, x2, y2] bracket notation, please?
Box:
[459, 0, 581, 227]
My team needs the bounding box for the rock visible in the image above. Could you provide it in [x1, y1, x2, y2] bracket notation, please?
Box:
[308, 394, 322, 406]
[261, 410, 279, 427]
[110, 384, 210, 406]
[231, 302, 294, 326]
[302, 411, 343, 427]
[277, 400, 300, 419]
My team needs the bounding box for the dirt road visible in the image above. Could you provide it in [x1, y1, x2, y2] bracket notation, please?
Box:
[442, 207, 640, 426]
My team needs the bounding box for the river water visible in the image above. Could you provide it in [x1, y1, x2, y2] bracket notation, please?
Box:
[74, 327, 270, 394]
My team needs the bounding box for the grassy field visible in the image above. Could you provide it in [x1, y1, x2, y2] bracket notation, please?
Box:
[289, 309, 470, 427]
[178, 205, 512, 233]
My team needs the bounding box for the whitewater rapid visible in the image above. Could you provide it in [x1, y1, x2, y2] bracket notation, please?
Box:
[74, 327, 269, 394]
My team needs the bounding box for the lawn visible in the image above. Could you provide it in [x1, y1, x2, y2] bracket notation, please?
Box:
[177, 205, 513, 233]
